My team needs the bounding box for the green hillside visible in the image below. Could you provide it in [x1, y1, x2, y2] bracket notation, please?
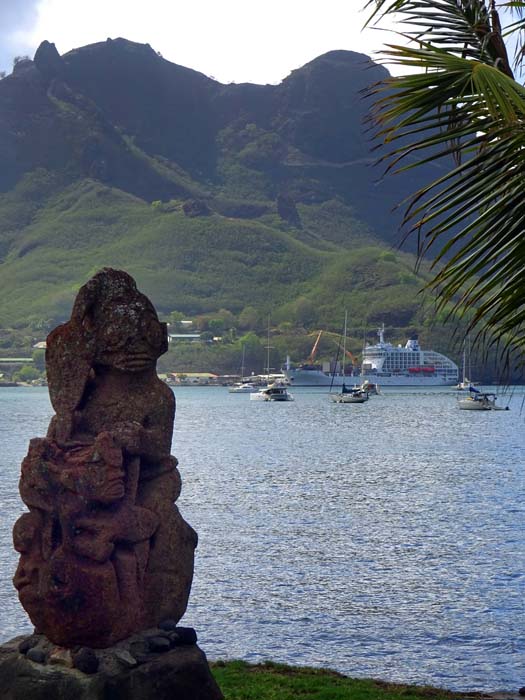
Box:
[0, 173, 431, 329]
[0, 39, 462, 370]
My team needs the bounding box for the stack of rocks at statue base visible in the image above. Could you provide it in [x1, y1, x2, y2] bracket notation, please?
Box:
[0, 269, 223, 700]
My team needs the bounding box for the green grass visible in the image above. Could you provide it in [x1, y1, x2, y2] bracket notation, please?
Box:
[210, 661, 487, 700]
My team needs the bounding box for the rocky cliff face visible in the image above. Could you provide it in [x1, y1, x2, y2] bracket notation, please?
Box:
[0, 39, 395, 216]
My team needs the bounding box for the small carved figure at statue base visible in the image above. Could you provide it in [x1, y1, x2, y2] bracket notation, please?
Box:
[13, 269, 198, 648]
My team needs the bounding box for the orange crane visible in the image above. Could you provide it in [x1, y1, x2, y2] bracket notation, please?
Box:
[308, 330, 323, 363]
[343, 347, 358, 365]
[307, 330, 359, 366]
[333, 341, 358, 367]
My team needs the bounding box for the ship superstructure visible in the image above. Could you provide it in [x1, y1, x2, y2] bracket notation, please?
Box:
[284, 325, 459, 387]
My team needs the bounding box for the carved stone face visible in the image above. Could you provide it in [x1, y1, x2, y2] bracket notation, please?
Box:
[13, 512, 45, 606]
[59, 434, 126, 505]
[61, 456, 126, 504]
[94, 297, 166, 372]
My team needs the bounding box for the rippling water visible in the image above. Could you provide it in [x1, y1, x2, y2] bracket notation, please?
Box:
[1, 386, 523, 692]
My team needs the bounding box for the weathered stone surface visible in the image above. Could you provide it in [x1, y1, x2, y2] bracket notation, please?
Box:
[158, 618, 178, 631]
[103, 646, 223, 700]
[73, 647, 99, 674]
[18, 636, 38, 654]
[49, 647, 74, 667]
[26, 647, 46, 664]
[113, 649, 137, 669]
[0, 636, 223, 700]
[147, 636, 171, 653]
[169, 626, 198, 646]
[13, 268, 197, 648]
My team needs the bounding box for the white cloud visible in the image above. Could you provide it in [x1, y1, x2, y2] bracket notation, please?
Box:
[0, 0, 41, 71]
[7, 0, 407, 83]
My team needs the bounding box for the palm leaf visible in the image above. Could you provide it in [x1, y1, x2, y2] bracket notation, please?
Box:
[364, 0, 525, 359]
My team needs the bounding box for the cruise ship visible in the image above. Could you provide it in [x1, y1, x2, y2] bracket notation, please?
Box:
[283, 325, 459, 387]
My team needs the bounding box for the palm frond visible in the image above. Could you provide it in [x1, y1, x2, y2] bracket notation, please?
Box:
[366, 1, 514, 75]
[364, 4, 525, 359]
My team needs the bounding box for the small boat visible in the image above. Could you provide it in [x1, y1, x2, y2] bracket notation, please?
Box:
[458, 388, 508, 411]
[454, 378, 479, 391]
[250, 316, 294, 402]
[330, 312, 368, 404]
[229, 343, 261, 392]
[358, 380, 380, 395]
[250, 382, 294, 402]
[228, 381, 260, 393]
[331, 383, 369, 404]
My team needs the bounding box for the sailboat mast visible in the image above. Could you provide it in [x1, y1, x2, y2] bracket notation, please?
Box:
[266, 314, 270, 382]
[361, 322, 367, 378]
[342, 310, 348, 377]
[467, 335, 472, 381]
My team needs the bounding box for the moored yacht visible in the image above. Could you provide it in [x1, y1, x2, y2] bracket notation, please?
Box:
[330, 384, 369, 403]
[458, 387, 508, 411]
[250, 382, 294, 402]
[228, 381, 260, 393]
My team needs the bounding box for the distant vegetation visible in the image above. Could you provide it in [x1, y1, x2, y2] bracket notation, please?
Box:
[0, 39, 474, 373]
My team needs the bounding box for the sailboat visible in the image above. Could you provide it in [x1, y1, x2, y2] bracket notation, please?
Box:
[454, 336, 480, 390]
[458, 386, 508, 411]
[330, 312, 369, 404]
[228, 344, 260, 393]
[250, 317, 294, 401]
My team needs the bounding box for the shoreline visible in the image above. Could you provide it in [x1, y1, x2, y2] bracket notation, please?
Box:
[210, 661, 523, 700]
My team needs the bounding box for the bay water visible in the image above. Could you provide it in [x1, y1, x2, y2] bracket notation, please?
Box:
[0, 386, 523, 692]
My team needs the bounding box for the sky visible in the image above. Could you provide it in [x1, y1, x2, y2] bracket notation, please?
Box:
[0, 0, 404, 84]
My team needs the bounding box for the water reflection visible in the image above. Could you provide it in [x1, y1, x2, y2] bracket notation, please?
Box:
[0, 386, 523, 692]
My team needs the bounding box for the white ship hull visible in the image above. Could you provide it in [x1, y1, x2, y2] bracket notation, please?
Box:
[284, 369, 456, 387]
[284, 326, 458, 387]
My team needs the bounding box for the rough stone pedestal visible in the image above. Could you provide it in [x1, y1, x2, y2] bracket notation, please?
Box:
[0, 634, 223, 700]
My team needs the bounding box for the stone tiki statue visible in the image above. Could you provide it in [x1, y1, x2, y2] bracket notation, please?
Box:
[13, 269, 197, 648]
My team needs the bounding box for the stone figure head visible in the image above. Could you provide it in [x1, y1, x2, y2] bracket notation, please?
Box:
[13, 511, 45, 605]
[46, 268, 168, 443]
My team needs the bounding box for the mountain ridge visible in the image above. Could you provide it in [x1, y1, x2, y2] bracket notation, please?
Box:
[0, 38, 448, 357]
